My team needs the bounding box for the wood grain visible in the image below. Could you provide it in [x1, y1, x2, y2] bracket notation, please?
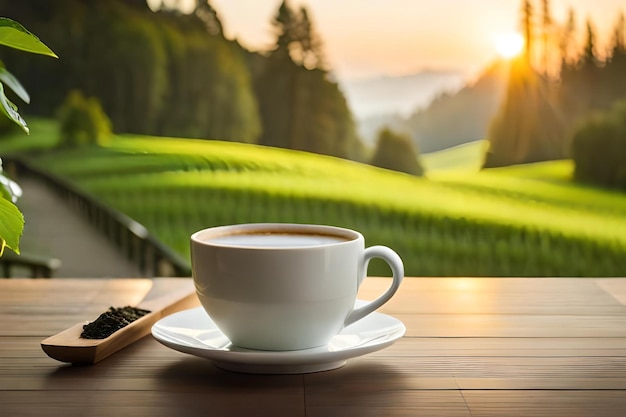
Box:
[40, 279, 197, 364]
[2, 277, 626, 417]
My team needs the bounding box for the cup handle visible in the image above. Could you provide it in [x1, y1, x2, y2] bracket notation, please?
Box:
[343, 245, 404, 327]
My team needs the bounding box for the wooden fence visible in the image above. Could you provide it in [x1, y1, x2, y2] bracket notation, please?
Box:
[2, 158, 191, 278]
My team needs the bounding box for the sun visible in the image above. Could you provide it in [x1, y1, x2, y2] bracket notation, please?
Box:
[493, 32, 525, 59]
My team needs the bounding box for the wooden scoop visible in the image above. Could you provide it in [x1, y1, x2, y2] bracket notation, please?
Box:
[41, 279, 198, 365]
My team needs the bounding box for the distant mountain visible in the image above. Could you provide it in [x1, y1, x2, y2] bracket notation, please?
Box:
[339, 70, 466, 120]
[407, 60, 508, 153]
[355, 60, 509, 152]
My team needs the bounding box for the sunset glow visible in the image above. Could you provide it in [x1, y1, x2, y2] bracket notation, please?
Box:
[150, 0, 626, 81]
[494, 32, 525, 59]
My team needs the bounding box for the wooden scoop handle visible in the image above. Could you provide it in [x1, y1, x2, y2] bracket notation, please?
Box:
[41, 279, 198, 365]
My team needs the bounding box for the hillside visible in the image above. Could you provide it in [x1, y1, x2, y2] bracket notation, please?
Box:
[6, 127, 625, 277]
[1, 0, 361, 161]
[407, 59, 508, 153]
[355, 60, 508, 153]
[422, 140, 487, 174]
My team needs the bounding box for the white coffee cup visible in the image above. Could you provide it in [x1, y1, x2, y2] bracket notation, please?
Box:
[190, 223, 404, 351]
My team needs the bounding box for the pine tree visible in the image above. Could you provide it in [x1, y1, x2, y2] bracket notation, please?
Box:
[609, 12, 625, 57]
[559, 8, 577, 67]
[578, 19, 601, 110]
[256, 1, 362, 160]
[269, 1, 324, 70]
[484, 56, 565, 167]
[604, 12, 626, 108]
[273, 0, 299, 60]
[582, 18, 598, 68]
[259, 0, 302, 150]
[295, 7, 325, 70]
[540, 0, 553, 75]
[521, 0, 534, 65]
[483, 0, 567, 167]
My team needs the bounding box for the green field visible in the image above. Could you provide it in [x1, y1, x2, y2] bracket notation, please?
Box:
[6, 125, 625, 277]
[422, 140, 487, 174]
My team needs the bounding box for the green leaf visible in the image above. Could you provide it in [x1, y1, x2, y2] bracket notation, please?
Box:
[0, 195, 24, 256]
[0, 82, 28, 133]
[0, 174, 13, 202]
[0, 171, 22, 203]
[0, 18, 57, 58]
[0, 65, 29, 103]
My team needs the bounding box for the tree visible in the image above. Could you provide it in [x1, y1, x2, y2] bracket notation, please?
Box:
[256, 1, 362, 160]
[573, 18, 601, 112]
[582, 18, 598, 68]
[0, 0, 261, 142]
[609, 11, 625, 54]
[370, 127, 424, 176]
[84, 5, 168, 134]
[486, 3, 626, 171]
[57, 90, 112, 147]
[558, 14, 596, 128]
[558, 8, 577, 67]
[571, 99, 626, 190]
[602, 12, 626, 113]
[273, 0, 299, 59]
[521, 0, 534, 65]
[558, 11, 626, 141]
[483, 1, 567, 168]
[294, 7, 325, 70]
[484, 56, 566, 167]
[540, 0, 554, 75]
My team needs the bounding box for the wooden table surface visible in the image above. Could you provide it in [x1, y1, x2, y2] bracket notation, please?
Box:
[2, 277, 626, 417]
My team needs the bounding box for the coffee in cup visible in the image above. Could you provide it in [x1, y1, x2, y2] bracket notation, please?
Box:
[191, 223, 403, 351]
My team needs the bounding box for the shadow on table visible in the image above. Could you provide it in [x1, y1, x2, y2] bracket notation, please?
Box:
[42, 333, 415, 416]
[163, 356, 414, 413]
[157, 356, 302, 388]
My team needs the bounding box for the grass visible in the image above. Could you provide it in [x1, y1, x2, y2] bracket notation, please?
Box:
[0, 118, 59, 153]
[421, 140, 487, 174]
[5, 124, 624, 277]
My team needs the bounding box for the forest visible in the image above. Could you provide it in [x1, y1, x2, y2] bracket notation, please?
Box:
[364, 0, 626, 190]
[0, 0, 364, 161]
[485, 0, 626, 188]
[1, 0, 625, 189]
[0, 0, 625, 274]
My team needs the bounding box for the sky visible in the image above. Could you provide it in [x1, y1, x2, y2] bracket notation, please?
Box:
[150, 0, 626, 81]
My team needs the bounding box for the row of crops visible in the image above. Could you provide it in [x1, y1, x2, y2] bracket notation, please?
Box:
[27, 136, 626, 276]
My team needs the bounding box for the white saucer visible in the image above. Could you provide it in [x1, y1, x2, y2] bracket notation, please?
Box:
[151, 301, 405, 374]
